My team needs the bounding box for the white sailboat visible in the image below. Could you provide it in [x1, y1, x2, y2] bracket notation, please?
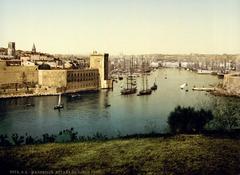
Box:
[54, 93, 64, 109]
[180, 83, 187, 89]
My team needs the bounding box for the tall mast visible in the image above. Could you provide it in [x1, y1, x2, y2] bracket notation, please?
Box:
[130, 56, 133, 90]
[144, 57, 149, 90]
[142, 57, 145, 91]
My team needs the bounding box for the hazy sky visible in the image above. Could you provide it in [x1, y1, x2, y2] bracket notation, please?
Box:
[0, 0, 240, 55]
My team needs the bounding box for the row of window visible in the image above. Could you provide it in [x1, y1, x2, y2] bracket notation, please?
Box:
[67, 72, 98, 78]
[67, 77, 99, 82]
[67, 82, 99, 88]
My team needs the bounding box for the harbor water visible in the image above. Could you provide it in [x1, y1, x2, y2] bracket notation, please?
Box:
[0, 69, 239, 137]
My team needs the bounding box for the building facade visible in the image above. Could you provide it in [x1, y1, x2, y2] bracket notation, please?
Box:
[38, 69, 99, 93]
[66, 69, 99, 93]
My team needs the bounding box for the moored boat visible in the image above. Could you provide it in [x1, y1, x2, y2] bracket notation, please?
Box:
[137, 89, 152, 96]
[180, 83, 187, 89]
[121, 57, 137, 95]
[137, 58, 152, 96]
[151, 83, 157, 90]
[54, 94, 64, 110]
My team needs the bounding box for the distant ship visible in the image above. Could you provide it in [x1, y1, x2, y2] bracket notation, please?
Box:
[180, 83, 187, 89]
[138, 58, 152, 96]
[121, 57, 137, 95]
[197, 69, 213, 74]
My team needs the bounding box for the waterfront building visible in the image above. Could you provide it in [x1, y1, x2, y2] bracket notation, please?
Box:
[38, 69, 99, 93]
[150, 62, 159, 68]
[66, 69, 99, 92]
[90, 51, 112, 89]
[0, 47, 111, 97]
[163, 61, 179, 68]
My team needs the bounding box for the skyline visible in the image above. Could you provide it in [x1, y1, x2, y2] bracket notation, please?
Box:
[1, 0, 240, 55]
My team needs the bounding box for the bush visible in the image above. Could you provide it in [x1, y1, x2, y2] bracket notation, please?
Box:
[0, 135, 12, 146]
[11, 133, 24, 146]
[211, 99, 240, 131]
[168, 106, 213, 134]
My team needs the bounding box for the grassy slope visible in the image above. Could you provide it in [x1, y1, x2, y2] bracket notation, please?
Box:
[0, 135, 240, 175]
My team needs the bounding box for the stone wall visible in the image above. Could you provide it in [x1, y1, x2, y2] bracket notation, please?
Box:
[38, 69, 100, 93]
[223, 73, 240, 95]
[0, 62, 101, 96]
[38, 70, 67, 88]
[0, 62, 38, 89]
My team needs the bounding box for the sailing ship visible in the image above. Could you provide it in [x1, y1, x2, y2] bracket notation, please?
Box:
[138, 58, 152, 96]
[121, 57, 137, 95]
[54, 93, 64, 109]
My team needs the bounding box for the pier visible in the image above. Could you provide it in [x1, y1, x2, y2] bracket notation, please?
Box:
[192, 87, 215, 91]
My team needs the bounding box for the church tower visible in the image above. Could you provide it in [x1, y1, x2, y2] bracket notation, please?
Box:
[32, 43, 36, 53]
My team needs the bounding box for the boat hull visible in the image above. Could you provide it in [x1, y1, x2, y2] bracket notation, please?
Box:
[121, 88, 137, 95]
[54, 104, 64, 110]
[138, 89, 152, 96]
[151, 83, 157, 90]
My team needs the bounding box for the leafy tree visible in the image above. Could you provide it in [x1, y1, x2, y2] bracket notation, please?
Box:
[168, 106, 213, 134]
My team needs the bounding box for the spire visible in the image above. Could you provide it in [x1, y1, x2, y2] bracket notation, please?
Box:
[32, 43, 36, 53]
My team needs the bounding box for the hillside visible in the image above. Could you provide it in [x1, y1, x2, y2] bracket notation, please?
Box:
[0, 135, 240, 175]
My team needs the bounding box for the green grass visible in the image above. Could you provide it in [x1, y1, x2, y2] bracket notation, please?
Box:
[0, 135, 240, 175]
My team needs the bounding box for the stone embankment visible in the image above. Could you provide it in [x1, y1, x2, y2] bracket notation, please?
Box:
[211, 87, 240, 98]
[209, 73, 240, 98]
[0, 92, 60, 99]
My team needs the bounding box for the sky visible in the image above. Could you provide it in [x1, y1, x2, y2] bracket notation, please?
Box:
[0, 0, 240, 55]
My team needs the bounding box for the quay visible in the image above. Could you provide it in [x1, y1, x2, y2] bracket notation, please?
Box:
[0, 92, 65, 99]
[192, 87, 215, 91]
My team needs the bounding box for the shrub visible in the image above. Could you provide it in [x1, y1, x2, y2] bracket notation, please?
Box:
[168, 106, 213, 134]
[211, 100, 240, 131]
[11, 133, 24, 146]
[0, 134, 12, 146]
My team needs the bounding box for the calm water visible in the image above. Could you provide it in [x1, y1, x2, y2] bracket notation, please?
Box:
[0, 69, 239, 137]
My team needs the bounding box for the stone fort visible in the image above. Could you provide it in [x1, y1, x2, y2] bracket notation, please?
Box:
[0, 51, 112, 96]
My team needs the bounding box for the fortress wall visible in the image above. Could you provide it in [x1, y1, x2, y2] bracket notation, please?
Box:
[38, 70, 67, 88]
[0, 65, 38, 88]
[223, 73, 240, 95]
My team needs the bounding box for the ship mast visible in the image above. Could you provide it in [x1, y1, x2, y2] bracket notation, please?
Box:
[130, 56, 133, 90]
[142, 57, 145, 91]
